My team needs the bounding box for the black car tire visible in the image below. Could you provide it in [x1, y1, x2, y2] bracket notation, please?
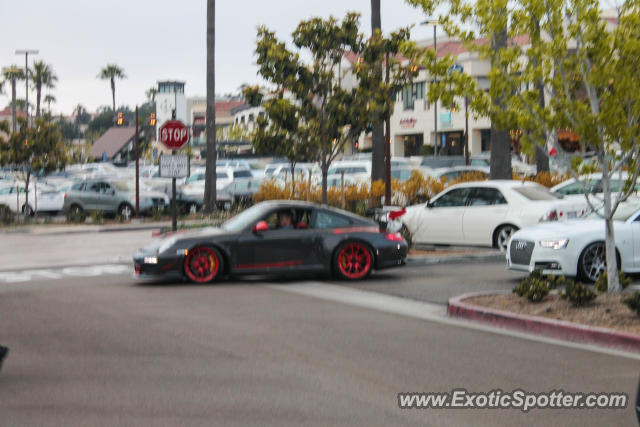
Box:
[68, 204, 85, 222]
[21, 204, 34, 216]
[577, 241, 619, 283]
[184, 245, 224, 283]
[333, 241, 374, 280]
[118, 203, 134, 220]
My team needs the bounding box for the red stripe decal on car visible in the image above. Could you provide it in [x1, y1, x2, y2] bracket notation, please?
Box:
[333, 226, 379, 234]
[235, 260, 303, 270]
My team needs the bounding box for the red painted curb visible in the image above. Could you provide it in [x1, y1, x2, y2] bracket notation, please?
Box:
[448, 291, 640, 353]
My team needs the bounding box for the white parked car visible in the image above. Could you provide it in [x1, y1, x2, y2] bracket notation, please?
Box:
[399, 180, 589, 251]
[550, 172, 640, 204]
[327, 160, 371, 183]
[0, 182, 64, 215]
[507, 201, 640, 282]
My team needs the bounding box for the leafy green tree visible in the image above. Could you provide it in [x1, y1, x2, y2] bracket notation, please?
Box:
[2, 66, 25, 132]
[408, 0, 516, 178]
[98, 64, 126, 113]
[73, 104, 91, 125]
[243, 88, 319, 191]
[145, 87, 158, 103]
[251, 12, 419, 203]
[410, 0, 640, 292]
[30, 61, 57, 118]
[0, 118, 65, 215]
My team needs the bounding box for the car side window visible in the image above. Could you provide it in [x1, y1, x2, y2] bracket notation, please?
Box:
[88, 183, 101, 192]
[101, 183, 114, 194]
[313, 211, 351, 229]
[431, 188, 471, 208]
[468, 188, 507, 206]
[0, 187, 11, 195]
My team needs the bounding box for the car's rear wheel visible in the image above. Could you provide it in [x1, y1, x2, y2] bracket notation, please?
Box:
[494, 225, 518, 252]
[184, 246, 223, 283]
[399, 224, 413, 248]
[578, 242, 610, 283]
[333, 242, 373, 280]
[68, 204, 84, 222]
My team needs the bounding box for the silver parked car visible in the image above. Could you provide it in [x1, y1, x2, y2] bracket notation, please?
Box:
[62, 180, 169, 220]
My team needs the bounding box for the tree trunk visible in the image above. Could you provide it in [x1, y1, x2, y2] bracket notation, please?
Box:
[601, 156, 621, 292]
[36, 82, 41, 118]
[24, 170, 30, 217]
[11, 79, 16, 133]
[370, 0, 385, 184]
[321, 140, 328, 205]
[535, 145, 549, 173]
[203, 0, 217, 213]
[111, 78, 116, 113]
[489, 27, 512, 180]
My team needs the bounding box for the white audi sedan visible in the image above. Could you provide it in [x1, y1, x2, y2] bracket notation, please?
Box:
[507, 201, 640, 282]
[400, 180, 588, 251]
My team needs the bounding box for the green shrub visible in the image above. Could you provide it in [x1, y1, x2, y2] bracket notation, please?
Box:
[89, 210, 104, 224]
[0, 205, 14, 225]
[513, 272, 550, 302]
[547, 275, 573, 290]
[595, 272, 632, 293]
[623, 291, 640, 316]
[560, 281, 597, 306]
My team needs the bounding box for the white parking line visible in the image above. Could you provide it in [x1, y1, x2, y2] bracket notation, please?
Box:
[0, 264, 131, 283]
[267, 281, 640, 361]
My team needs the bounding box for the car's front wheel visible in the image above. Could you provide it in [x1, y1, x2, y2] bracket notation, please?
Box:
[184, 246, 223, 283]
[578, 242, 607, 283]
[118, 203, 134, 220]
[333, 241, 373, 280]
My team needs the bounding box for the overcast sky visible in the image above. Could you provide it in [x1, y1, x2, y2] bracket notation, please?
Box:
[0, 1, 437, 116]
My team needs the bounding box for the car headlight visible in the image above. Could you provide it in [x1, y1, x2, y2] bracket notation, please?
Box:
[158, 237, 177, 254]
[539, 239, 569, 249]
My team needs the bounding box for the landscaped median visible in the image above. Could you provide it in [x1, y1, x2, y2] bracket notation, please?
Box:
[448, 290, 640, 353]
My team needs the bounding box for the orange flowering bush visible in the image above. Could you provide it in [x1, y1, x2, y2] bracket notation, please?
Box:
[514, 171, 569, 188]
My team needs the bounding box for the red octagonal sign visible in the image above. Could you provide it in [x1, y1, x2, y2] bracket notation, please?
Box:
[159, 120, 189, 150]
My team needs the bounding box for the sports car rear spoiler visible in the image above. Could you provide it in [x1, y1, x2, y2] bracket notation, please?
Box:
[366, 206, 406, 232]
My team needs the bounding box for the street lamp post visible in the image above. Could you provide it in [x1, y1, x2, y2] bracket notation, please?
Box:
[15, 49, 38, 127]
[421, 21, 438, 155]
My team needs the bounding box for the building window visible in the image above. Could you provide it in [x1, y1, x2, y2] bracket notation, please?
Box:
[402, 86, 414, 110]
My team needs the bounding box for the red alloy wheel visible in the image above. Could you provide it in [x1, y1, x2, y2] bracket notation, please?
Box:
[184, 246, 220, 283]
[337, 243, 372, 280]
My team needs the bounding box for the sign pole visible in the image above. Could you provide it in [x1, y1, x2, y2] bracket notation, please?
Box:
[172, 150, 177, 232]
[135, 106, 140, 218]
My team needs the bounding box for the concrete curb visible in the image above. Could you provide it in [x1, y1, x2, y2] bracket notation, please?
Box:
[407, 252, 504, 266]
[0, 221, 214, 236]
[447, 291, 640, 354]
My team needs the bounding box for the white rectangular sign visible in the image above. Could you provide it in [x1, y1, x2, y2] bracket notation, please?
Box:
[159, 154, 189, 178]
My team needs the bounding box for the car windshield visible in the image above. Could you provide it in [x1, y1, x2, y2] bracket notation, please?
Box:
[587, 201, 640, 221]
[221, 203, 272, 233]
[512, 186, 561, 200]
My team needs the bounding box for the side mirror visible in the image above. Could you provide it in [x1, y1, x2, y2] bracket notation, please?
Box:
[426, 201, 434, 208]
[252, 220, 268, 233]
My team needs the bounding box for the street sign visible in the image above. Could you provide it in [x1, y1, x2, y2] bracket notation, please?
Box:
[159, 154, 190, 178]
[159, 120, 189, 150]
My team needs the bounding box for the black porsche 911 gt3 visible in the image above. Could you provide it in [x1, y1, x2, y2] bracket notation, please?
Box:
[133, 200, 407, 283]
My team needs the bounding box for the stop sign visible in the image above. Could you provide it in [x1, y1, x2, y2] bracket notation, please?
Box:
[159, 120, 189, 150]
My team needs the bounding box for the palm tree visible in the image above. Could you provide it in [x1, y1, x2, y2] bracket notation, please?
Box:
[44, 94, 56, 114]
[30, 61, 57, 118]
[145, 87, 158, 103]
[98, 64, 126, 113]
[2, 66, 25, 132]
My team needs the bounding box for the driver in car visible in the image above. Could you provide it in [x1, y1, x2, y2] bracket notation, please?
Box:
[277, 210, 294, 229]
